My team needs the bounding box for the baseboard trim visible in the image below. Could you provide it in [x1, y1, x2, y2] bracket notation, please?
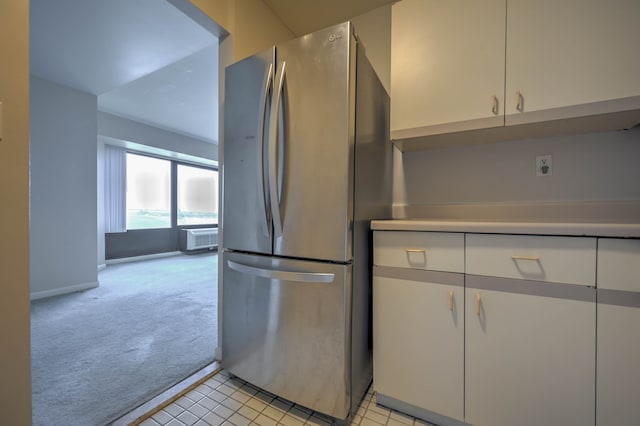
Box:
[111, 361, 221, 426]
[98, 263, 107, 271]
[106, 251, 182, 265]
[30, 281, 99, 301]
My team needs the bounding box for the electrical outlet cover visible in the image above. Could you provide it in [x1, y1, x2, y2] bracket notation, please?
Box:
[536, 155, 553, 176]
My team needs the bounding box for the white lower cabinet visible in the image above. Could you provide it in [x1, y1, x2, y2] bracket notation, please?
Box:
[373, 230, 599, 426]
[373, 269, 464, 422]
[597, 303, 640, 426]
[465, 234, 597, 426]
[373, 231, 465, 425]
[596, 239, 640, 426]
[465, 277, 596, 426]
[465, 234, 596, 426]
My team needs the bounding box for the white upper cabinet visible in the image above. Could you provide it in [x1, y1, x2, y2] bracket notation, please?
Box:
[391, 0, 640, 150]
[391, 0, 506, 138]
[505, 0, 640, 124]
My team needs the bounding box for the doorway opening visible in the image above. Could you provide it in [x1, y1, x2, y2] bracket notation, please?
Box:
[29, 0, 226, 424]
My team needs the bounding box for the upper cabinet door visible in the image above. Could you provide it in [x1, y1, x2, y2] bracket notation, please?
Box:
[505, 0, 640, 124]
[391, 0, 506, 137]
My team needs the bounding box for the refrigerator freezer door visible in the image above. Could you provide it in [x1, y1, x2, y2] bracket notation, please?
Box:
[271, 22, 356, 262]
[222, 251, 352, 419]
[223, 48, 274, 255]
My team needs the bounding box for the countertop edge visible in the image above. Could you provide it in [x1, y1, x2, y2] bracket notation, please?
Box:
[370, 220, 640, 238]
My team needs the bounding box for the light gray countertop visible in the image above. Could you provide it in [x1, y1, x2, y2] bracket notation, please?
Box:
[371, 219, 640, 238]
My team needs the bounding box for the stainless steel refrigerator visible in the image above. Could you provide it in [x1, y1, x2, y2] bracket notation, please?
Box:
[221, 21, 392, 420]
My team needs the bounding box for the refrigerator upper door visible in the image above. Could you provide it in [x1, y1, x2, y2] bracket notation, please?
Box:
[222, 251, 351, 419]
[271, 22, 356, 262]
[223, 48, 274, 255]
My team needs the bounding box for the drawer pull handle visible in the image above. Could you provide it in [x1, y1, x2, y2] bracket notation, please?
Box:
[511, 255, 540, 261]
[449, 290, 454, 311]
[476, 293, 481, 316]
[405, 248, 426, 254]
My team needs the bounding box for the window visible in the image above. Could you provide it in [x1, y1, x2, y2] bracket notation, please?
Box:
[108, 151, 218, 232]
[177, 164, 218, 226]
[126, 153, 171, 230]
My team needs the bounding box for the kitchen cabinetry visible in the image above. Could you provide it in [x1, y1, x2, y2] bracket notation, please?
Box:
[391, 0, 640, 151]
[465, 233, 597, 285]
[372, 224, 613, 426]
[373, 232, 465, 424]
[505, 0, 640, 124]
[465, 234, 596, 426]
[390, 0, 506, 136]
[596, 239, 640, 426]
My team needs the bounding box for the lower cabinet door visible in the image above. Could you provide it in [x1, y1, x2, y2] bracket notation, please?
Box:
[597, 303, 640, 426]
[373, 270, 464, 421]
[465, 281, 595, 426]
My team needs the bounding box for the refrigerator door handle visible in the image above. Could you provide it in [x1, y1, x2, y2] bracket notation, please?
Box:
[268, 60, 286, 238]
[227, 259, 335, 283]
[257, 63, 274, 238]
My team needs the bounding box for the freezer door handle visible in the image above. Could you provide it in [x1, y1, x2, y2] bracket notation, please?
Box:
[227, 259, 335, 283]
[268, 60, 286, 238]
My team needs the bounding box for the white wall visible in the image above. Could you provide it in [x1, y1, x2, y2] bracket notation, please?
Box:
[394, 127, 640, 222]
[98, 112, 218, 162]
[30, 76, 99, 299]
[231, 0, 295, 61]
[0, 1, 31, 422]
[352, 4, 391, 94]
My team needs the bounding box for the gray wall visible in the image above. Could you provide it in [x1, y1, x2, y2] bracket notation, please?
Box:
[394, 127, 640, 221]
[30, 76, 99, 299]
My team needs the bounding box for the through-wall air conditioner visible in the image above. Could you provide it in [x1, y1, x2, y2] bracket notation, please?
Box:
[184, 228, 218, 251]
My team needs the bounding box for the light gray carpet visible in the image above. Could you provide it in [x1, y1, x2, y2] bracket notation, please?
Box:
[31, 252, 218, 426]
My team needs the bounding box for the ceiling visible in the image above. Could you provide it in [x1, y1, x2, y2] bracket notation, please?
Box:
[30, 0, 220, 143]
[30, 0, 218, 96]
[98, 44, 219, 143]
[263, 0, 397, 36]
[30, 0, 395, 145]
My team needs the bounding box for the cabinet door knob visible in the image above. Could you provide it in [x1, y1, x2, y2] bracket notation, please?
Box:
[516, 90, 524, 112]
[491, 95, 499, 115]
[476, 293, 482, 316]
[449, 290, 454, 311]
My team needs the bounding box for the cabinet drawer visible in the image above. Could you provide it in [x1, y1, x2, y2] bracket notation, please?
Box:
[598, 239, 640, 292]
[373, 231, 464, 273]
[466, 234, 596, 286]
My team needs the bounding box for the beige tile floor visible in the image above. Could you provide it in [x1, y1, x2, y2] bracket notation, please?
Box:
[137, 371, 435, 426]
